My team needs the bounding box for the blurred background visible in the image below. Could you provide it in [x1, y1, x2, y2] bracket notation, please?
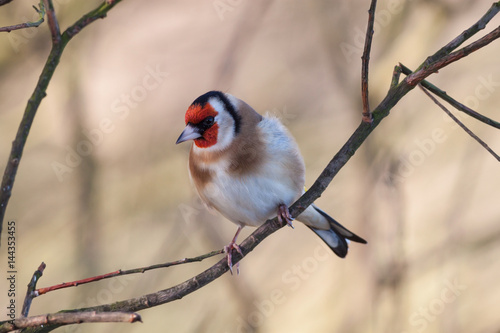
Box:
[1, 0, 499, 332]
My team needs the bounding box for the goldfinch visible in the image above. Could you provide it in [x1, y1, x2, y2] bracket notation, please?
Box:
[176, 91, 366, 272]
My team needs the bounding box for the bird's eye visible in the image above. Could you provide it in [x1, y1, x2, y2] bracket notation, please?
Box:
[202, 116, 215, 128]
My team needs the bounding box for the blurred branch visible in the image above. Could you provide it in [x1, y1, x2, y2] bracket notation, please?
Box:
[21, 263, 46, 318]
[361, 0, 376, 123]
[406, 1, 500, 85]
[0, 0, 123, 246]
[42, 0, 59, 43]
[400, 63, 500, 129]
[34, 250, 223, 296]
[0, 312, 141, 333]
[0, 1, 45, 32]
[419, 84, 500, 161]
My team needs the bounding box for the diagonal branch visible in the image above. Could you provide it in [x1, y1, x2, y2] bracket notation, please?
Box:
[413, 1, 500, 73]
[407, 25, 500, 85]
[35, 249, 223, 296]
[400, 64, 500, 129]
[419, 85, 500, 161]
[361, 0, 377, 122]
[0, 1, 45, 32]
[0, 0, 124, 246]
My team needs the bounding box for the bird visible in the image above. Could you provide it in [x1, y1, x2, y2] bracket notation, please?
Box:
[176, 91, 366, 273]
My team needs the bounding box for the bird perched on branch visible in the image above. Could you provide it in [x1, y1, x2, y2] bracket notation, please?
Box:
[176, 91, 366, 273]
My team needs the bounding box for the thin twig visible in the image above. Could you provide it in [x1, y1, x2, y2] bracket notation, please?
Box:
[419, 84, 500, 162]
[0, 0, 124, 246]
[407, 25, 500, 86]
[416, 2, 500, 71]
[0, 312, 141, 333]
[21, 262, 46, 317]
[0, 1, 45, 33]
[361, 0, 377, 123]
[35, 250, 223, 296]
[400, 63, 500, 129]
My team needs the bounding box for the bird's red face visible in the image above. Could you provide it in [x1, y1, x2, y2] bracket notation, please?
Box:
[178, 103, 219, 148]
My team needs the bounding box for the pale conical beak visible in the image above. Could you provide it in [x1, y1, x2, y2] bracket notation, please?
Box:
[176, 124, 202, 144]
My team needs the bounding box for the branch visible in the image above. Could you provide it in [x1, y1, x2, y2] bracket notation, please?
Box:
[400, 63, 500, 129]
[42, 0, 60, 43]
[408, 25, 500, 85]
[0, 0, 14, 6]
[0, 312, 141, 333]
[21, 262, 46, 317]
[407, 1, 500, 86]
[35, 250, 223, 296]
[419, 85, 500, 161]
[0, 1, 45, 33]
[361, 0, 377, 123]
[415, 2, 500, 70]
[0, 0, 124, 246]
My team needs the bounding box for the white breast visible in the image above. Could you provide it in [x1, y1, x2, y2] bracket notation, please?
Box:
[197, 116, 306, 227]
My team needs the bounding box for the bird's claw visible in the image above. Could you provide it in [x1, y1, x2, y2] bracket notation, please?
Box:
[224, 242, 243, 275]
[278, 203, 294, 229]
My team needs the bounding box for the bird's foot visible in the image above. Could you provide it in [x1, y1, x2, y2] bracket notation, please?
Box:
[224, 241, 243, 275]
[277, 203, 294, 229]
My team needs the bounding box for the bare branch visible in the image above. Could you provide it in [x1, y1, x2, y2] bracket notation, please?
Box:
[35, 250, 223, 296]
[0, 1, 45, 33]
[400, 63, 500, 129]
[21, 262, 46, 318]
[419, 84, 500, 162]
[0, 0, 124, 245]
[361, 0, 377, 123]
[417, 2, 500, 70]
[0, 0, 14, 7]
[0, 312, 141, 333]
[42, 0, 60, 43]
[62, 0, 123, 42]
[405, 1, 500, 86]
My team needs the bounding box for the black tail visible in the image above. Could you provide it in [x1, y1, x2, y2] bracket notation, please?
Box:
[308, 206, 367, 258]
